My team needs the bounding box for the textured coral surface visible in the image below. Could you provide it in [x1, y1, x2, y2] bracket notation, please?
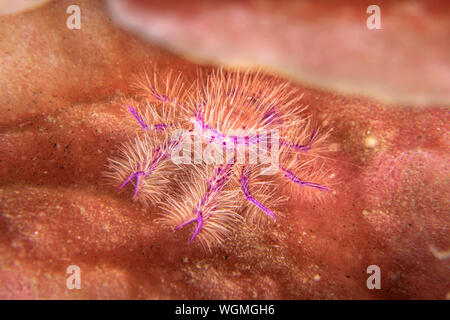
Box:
[0, 0, 448, 299]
